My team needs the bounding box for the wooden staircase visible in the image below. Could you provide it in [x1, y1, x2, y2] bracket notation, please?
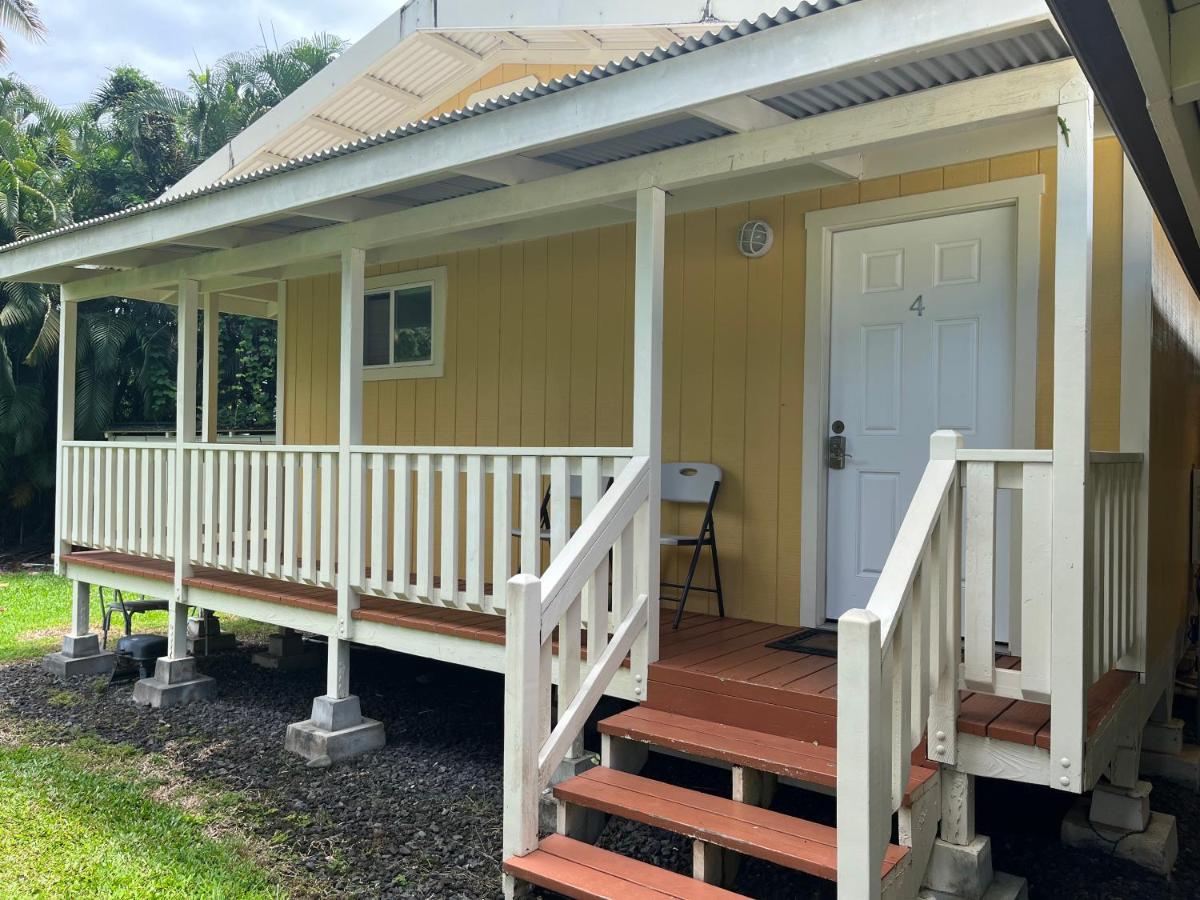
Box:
[503, 670, 943, 899]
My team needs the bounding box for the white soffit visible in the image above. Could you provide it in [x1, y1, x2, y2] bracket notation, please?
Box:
[167, 0, 793, 197]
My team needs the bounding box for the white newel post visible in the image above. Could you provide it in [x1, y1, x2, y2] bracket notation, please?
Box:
[170, 279, 200, 660]
[201, 293, 219, 444]
[55, 298, 76, 574]
[1119, 156, 1152, 675]
[837, 608, 885, 900]
[332, 247, 365, 700]
[632, 186, 665, 677]
[1049, 78, 1094, 794]
[502, 574, 543, 866]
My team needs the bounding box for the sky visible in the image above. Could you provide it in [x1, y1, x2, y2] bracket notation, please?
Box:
[6, 0, 401, 107]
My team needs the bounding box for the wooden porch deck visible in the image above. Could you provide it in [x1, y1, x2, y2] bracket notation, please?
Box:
[63, 550, 1135, 754]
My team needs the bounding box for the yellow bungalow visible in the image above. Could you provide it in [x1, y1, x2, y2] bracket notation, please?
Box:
[8, 1, 1200, 897]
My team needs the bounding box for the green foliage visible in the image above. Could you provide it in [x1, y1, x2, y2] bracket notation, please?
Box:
[0, 28, 346, 547]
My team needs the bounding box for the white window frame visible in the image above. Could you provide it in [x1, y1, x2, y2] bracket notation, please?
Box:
[362, 265, 447, 381]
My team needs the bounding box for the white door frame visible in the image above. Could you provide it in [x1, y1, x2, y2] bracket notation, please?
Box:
[799, 174, 1045, 629]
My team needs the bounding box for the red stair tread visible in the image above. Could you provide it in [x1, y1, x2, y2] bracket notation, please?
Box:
[599, 706, 937, 801]
[504, 834, 745, 899]
[554, 767, 908, 883]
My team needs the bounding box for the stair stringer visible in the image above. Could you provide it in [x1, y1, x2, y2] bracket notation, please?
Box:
[892, 766, 942, 900]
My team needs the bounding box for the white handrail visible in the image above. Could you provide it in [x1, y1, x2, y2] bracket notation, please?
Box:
[502, 461, 653, 865]
[540, 457, 650, 635]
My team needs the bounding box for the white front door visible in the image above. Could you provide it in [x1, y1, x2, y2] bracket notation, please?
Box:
[824, 206, 1016, 635]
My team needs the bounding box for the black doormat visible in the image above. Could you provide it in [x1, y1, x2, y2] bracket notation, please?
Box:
[766, 628, 838, 658]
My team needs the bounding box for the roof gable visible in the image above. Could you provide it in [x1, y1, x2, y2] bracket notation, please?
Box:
[167, 0, 788, 196]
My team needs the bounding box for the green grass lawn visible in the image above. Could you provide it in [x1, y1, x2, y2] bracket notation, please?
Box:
[0, 573, 306, 898]
[0, 741, 289, 899]
[0, 572, 274, 663]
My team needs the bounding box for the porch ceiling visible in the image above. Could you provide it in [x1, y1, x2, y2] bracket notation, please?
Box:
[0, 0, 1070, 301]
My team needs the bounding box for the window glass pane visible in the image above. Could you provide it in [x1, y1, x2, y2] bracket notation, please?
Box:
[393, 285, 433, 364]
[363, 292, 391, 366]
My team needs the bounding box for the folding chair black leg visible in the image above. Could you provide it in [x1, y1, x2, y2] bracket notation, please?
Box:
[708, 527, 725, 619]
[673, 540, 707, 630]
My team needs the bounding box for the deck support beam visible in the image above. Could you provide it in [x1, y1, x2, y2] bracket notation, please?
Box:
[1049, 77, 1095, 795]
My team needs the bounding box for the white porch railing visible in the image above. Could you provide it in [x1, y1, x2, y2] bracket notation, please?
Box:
[837, 432, 1145, 896]
[502, 455, 653, 866]
[1089, 453, 1142, 682]
[348, 447, 632, 614]
[185, 444, 340, 588]
[60, 441, 177, 559]
[836, 431, 963, 899]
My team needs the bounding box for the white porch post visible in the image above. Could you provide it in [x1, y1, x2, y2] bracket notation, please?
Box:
[201, 293, 219, 443]
[45, 298, 114, 677]
[332, 247, 365, 700]
[275, 282, 287, 444]
[1049, 78, 1094, 794]
[171, 279, 200, 659]
[1119, 156, 1152, 676]
[283, 247, 383, 762]
[633, 186, 665, 675]
[54, 298, 76, 574]
[129, 279, 216, 705]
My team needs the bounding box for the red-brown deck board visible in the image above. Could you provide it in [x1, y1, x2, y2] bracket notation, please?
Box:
[63, 550, 1136, 752]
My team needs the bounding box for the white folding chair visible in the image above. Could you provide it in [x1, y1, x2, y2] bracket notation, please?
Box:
[660, 462, 725, 629]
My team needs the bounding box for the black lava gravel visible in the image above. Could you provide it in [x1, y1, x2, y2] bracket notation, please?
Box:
[1, 640, 1197, 899]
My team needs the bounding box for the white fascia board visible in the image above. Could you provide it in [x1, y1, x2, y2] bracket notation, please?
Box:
[6, 0, 1053, 283]
[430, 0, 781, 29]
[166, 0, 438, 198]
[58, 58, 1081, 304]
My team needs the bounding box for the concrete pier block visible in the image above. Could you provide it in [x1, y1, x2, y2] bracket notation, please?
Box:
[187, 615, 238, 654]
[919, 871, 1028, 900]
[1061, 797, 1178, 876]
[43, 633, 116, 679]
[285, 695, 384, 767]
[252, 630, 323, 671]
[133, 656, 217, 708]
[923, 836, 994, 900]
[1089, 779, 1152, 833]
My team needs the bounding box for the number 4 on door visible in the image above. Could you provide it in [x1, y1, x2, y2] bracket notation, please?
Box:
[909, 294, 925, 317]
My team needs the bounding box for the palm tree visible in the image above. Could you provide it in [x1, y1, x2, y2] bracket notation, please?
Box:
[0, 0, 44, 64]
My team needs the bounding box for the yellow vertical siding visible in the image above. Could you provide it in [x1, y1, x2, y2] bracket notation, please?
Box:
[283, 138, 1128, 626]
[1147, 219, 1200, 658]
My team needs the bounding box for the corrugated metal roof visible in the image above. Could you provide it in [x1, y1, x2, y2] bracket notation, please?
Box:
[537, 116, 733, 170]
[1, 3, 856, 254]
[762, 26, 1070, 118]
